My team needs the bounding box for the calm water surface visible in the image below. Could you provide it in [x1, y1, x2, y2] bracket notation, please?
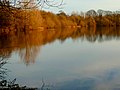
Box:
[1, 27, 120, 90]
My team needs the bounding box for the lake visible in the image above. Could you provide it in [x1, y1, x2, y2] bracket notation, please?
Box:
[1, 27, 120, 90]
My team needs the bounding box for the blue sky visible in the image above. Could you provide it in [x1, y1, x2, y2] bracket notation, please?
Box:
[44, 0, 120, 14]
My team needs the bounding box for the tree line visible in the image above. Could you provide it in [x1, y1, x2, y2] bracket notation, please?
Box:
[0, 4, 120, 33]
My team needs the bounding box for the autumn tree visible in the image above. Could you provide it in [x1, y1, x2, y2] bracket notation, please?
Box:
[85, 10, 97, 27]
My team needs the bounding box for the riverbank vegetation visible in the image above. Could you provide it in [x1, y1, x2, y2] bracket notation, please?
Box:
[0, 1, 120, 34]
[0, 57, 37, 90]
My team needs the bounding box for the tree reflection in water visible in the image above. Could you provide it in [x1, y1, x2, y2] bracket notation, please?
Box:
[0, 27, 120, 65]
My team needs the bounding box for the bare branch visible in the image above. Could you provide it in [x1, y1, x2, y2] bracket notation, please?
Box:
[7, 0, 64, 9]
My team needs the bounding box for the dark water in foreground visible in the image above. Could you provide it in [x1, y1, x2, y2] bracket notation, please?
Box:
[1, 27, 120, 90]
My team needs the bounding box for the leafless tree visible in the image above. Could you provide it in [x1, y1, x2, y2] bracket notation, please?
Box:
[86, 9, 97, 17]
[0, 57, 8, 80]
[0, 0, 64, 9]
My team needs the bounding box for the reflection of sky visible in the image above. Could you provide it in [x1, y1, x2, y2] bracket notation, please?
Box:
[43, 0, 120, 14]
[6, 38, 120, 89]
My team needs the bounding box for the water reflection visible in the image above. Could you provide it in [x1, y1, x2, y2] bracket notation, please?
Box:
[53, 68, 120, 90]
[0, 27, 120, 65]
[0, 54, 38, 89]
[1, 27, 120, 89]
